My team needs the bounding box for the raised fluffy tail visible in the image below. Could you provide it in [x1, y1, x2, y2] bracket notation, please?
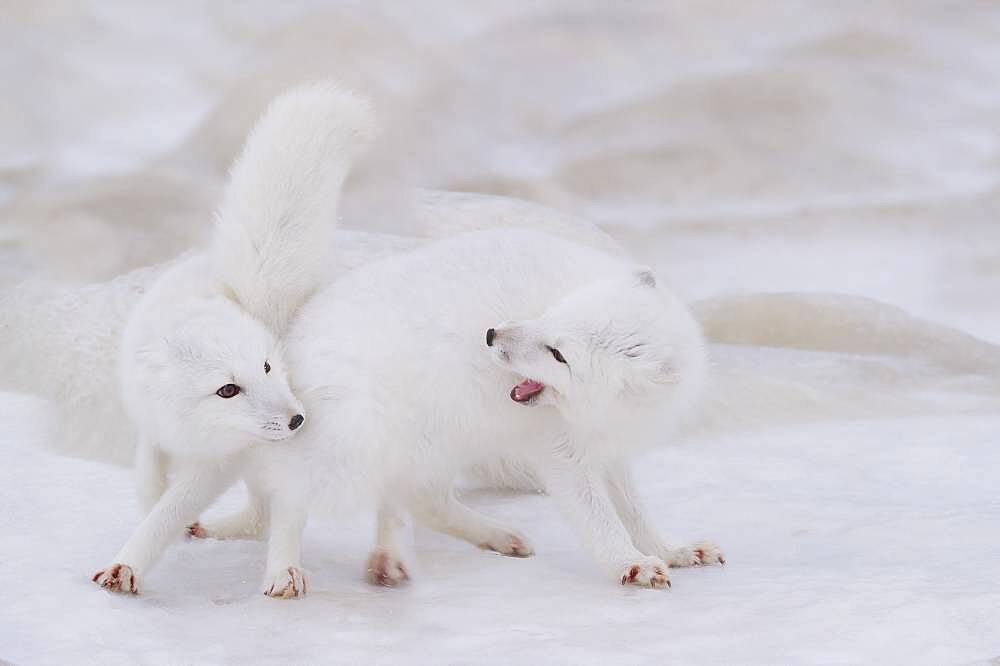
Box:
[212, 82, 377, 333]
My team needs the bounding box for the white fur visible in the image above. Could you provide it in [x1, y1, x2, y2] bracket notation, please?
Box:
[214, 82, 376, 333]
[90, 82, 375, 593]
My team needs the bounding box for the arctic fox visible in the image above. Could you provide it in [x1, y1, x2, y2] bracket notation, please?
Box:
[88, 82, 377, 594]
[283, 229, 722, 590]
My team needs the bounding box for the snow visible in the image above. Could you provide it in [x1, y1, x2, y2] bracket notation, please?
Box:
[3, 2, 1000, 664]
[3, 402, 999, 664]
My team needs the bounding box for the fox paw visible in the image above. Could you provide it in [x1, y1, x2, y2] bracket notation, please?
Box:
[262, 567, 307, 599]
[186, 522, 208, 539]
[620, 556, 671, 589]
[478, 531, 534, 558]
[366, 548, 409, 587]
[186, 514, 264, 541]
[664, 541, 725, 568]
[92, 564, 139, 595]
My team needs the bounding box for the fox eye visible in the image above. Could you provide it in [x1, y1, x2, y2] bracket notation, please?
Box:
[216, 384, 241, 399]
[264, 361, 271, 374]
[549, 347, 567, 364]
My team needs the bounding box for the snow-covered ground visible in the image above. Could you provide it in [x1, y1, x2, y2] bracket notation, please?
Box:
[2, 2, 1000, 664]
[3, 403, 999, 665]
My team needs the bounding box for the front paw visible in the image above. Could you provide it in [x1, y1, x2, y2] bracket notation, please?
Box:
[664, 541, 725, 568]
[620, 556, 671, 589]
[262, 567, 307, 599]
[92, 564, 139, 595]
[365, 548, 410, 587]
[186, 522, 208, 539]
[478, 530, 534, 558]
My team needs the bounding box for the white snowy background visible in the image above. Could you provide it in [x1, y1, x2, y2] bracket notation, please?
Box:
[2, 2, 999, 664]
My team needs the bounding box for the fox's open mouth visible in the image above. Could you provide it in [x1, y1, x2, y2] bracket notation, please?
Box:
[510, 378, 545, 404]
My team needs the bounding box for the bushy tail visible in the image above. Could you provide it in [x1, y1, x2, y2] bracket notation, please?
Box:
[0, 265, 165, 465]
[212, 82, 377, 333]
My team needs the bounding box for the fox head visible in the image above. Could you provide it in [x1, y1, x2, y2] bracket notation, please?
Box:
[130, 297, 305, 457]
[486, 268, 706, 433]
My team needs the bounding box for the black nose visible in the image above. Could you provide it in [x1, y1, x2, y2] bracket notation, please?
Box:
[288, 414, 304, 431]
[486, 328, 496, 347]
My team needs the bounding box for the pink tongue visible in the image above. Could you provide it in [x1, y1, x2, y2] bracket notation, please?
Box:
[510, 379, 545, 402]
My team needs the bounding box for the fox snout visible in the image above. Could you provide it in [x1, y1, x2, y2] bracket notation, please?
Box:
[260, 385, 307, 438]
[259, 411, 306, 442]
[276, 408, 306, 433]
[257, 388, 306, 441]
[485, 323, 521, 348]
[486, 325, 509, 359]
[485, 323, 527, 363]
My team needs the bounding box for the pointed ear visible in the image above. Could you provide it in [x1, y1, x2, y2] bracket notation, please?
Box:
[634, 267, 656, 288]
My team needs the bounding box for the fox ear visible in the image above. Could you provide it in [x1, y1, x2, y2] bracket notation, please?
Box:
[634, 267, 656, 288]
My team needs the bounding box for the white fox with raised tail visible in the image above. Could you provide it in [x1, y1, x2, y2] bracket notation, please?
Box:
[89, 82, 376, 595]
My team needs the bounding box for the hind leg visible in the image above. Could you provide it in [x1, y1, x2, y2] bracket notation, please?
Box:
[365, 501, 410, 587]
[188, 481, 269, 540]
[412, 487, 534, 557]
[605, 463, 724, 568]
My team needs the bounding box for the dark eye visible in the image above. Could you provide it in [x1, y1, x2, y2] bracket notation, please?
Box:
[216, 384, 241, 399]
[264, 361, 271, 374]
[549, 347, 567, 364]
